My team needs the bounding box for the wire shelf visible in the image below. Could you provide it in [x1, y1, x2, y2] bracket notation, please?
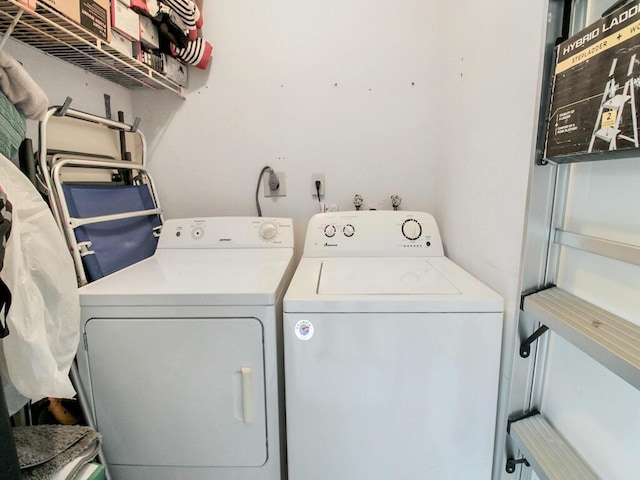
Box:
[0, 0, 184, 97]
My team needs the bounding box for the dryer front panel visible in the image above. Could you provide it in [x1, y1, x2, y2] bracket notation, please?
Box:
[85, 317, 267, 467]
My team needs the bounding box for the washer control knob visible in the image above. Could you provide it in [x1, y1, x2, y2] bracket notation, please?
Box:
[402, 219, 422, 240]
[259, 221, 278, 240]
[343, 224, 355, 237]
[324, 224, 336, 238]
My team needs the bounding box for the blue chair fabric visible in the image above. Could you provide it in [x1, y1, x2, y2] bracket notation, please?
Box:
[62, 183, 161, 282]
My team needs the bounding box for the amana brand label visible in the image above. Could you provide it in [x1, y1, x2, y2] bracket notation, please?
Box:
[294, 320, 314, 341]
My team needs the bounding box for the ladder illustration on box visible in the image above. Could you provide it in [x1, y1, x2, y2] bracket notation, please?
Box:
[588, 54, 639, 152]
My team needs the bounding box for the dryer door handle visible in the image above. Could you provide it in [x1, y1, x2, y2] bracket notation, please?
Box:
[241, 366, 254, 424]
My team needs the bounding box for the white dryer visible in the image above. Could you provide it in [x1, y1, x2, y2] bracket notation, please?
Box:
[283, 211, 503, 480]
[75, 217, 294, 480]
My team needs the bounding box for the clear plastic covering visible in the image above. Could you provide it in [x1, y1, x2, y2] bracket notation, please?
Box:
[0, 154, 79, 402]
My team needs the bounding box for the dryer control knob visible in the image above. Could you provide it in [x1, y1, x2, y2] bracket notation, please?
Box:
[402, 219, 422, 240]
[259, 221, 278, 240]
[191, 226, 205, 240]
[324, 225, 336, 238]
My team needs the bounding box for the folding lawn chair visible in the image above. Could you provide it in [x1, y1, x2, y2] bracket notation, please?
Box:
[37, 101, 163, 286]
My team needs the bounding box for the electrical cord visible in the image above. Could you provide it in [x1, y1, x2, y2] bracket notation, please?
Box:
[315, 180, 322, 210]
[256, 165, 278, 217]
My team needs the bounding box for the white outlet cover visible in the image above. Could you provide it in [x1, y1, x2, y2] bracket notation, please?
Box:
[311, 173, 325, 197]
[264, 171, 286, 197]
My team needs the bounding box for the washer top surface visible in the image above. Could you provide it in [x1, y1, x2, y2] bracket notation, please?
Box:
[284, 211, 502, 313]
[80, 217, 294, 307]
[318, 258, 459, 295]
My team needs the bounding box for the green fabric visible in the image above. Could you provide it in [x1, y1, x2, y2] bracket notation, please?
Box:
[0, 91, 26, 160]
[82, 462, 106, 480]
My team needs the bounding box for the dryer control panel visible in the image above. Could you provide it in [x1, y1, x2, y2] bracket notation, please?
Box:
[303, 211, 444, 257]
[158, 217, 294, 249]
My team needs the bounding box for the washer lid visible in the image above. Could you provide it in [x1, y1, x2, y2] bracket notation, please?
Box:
[284, 256, 503, 313]
[318, 258, 459, 295]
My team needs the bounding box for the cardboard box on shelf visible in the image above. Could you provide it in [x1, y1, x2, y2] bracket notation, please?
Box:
[39, 0, 110, 41]
[140, 46, 163, 72]
[17, 0, 36, 13]
[111, 0, 140, 40]
[162, 53, 188, 87]
[139, 15, 159, 49]
[545, 0, 640, 160]
[109, 29, 135, 58]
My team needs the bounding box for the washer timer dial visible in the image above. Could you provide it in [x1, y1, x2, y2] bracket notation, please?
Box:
[401, 219, 422, 240]
[259, 221, 278, 240]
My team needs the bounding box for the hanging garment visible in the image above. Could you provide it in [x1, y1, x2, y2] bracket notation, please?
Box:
[0, 51, 48, 121]
[0, 91, 26, 160]
[0, 186, 12, 338]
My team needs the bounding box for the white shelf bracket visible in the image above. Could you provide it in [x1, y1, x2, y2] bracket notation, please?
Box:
[0, 8, 22, 51]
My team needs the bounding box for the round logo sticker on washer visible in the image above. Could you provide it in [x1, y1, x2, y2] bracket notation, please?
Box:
[294, 320, 314, 341]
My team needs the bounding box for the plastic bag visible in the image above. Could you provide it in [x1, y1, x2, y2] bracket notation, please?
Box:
[0, 154, 79, 400]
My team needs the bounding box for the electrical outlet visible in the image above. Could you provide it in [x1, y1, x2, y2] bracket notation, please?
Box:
[312, 173, 325, 198]
[264, 171, 286, 197]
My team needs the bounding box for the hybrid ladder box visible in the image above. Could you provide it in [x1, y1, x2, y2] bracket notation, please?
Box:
[544, 0, 640, 161]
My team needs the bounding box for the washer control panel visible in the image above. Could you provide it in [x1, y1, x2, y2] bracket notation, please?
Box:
[304, 211, 443, 257]
[158, 217, 294, 249]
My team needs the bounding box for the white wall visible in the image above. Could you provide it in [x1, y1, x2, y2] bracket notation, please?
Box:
[435, 2, 548, 478]
[132, 0, 442, 249]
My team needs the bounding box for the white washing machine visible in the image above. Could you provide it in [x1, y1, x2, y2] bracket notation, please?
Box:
[75, 217, 294, 480]
[283, 211, 503, 480]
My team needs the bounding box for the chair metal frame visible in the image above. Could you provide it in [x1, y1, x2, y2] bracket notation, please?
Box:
[38, 102, 147, 233]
